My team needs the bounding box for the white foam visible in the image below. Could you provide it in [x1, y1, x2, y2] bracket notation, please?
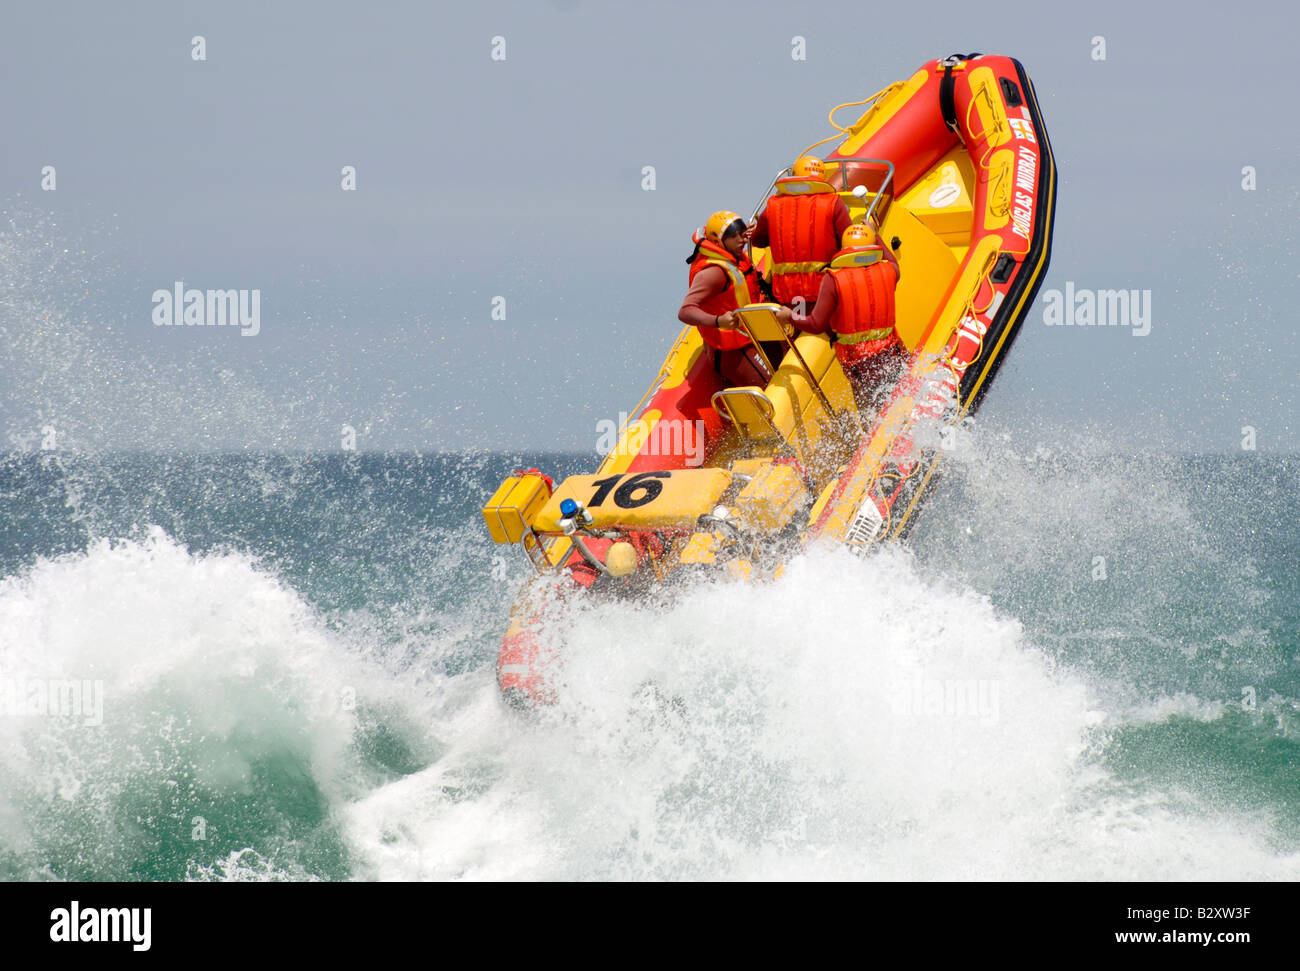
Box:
[0, 528, 366, 878]
[342, 544, 1300, 880]
[4, 520, 1294, 881]
[1123, 692, 1228, 725]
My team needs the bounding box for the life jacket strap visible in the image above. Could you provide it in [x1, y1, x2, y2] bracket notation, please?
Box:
[835, 327, 894, 345]
[771, 260, 829, 274]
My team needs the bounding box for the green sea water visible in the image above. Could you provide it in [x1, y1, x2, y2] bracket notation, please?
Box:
[0, 445, 1295, 880]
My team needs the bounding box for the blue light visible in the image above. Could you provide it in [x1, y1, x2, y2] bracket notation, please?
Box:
[559, 498, 578, 517]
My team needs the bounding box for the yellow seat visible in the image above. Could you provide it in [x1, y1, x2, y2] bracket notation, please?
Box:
[712, 386, 778, 440]
[712, 331, 855, 463]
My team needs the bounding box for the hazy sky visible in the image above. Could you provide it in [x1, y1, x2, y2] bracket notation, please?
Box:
[1, 0, 1296, 453]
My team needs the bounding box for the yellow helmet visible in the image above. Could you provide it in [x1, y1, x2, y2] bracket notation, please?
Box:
[841, 223, 877, 248]
[792, 155, 827, 180]
[705, 210, 745, 242]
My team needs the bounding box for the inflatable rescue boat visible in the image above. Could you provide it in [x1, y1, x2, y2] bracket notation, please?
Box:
[482, 54, 1056, 707]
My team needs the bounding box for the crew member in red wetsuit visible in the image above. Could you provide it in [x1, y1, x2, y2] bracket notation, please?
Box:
[678, 210, 773, 387]
[750, 156, 853, 316]
[778, 223, 905, 409]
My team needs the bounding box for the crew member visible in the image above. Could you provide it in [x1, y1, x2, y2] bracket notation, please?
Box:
[678, 210, 773, 387]
[750, 155, 853, 315]
[778, 223, 905, 409]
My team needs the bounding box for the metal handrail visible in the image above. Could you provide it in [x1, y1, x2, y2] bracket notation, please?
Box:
[734, 308, 838, 420]
[749, 169, 793, 223]
[711, 387, 781, 443]
[747, 157, 896, 230]
[824, 156, 895, 229]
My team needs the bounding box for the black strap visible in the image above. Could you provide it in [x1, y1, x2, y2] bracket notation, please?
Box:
[939, 63, 959, 134]
[760, 340, 784, 375]
[939, 53, 982, 135]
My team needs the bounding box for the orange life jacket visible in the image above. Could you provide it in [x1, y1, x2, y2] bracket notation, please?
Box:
[688, 238, 761, 351]
[764, 179, 841, 306]
[827, 246, 900, 368]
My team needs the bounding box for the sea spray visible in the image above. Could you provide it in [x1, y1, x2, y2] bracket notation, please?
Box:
[0, 531, 363, 880]
[0, 449, 1295, 881]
